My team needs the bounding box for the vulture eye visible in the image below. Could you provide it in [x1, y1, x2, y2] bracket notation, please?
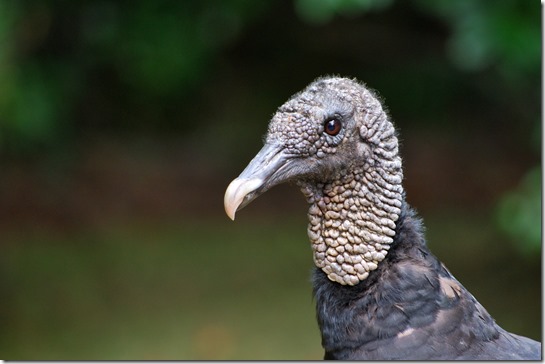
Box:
[324, 118, 342, 136]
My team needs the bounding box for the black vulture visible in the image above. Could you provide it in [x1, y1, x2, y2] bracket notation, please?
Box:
[223, 77, 541, 360]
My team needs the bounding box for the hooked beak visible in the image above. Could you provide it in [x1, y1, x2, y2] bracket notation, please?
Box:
[224, 143, 291, 220]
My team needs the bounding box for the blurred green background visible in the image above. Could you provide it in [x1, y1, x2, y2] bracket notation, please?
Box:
[0, 0, 541, 359]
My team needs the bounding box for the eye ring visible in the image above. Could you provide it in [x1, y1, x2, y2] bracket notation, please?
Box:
[324, 118, 342, 136]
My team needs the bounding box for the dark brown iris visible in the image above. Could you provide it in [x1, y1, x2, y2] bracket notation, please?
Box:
[324, 118, 342, 136]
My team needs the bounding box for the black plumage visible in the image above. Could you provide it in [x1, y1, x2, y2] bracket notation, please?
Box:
[314, 203, 540, 360]
[224, 76, 541, 360]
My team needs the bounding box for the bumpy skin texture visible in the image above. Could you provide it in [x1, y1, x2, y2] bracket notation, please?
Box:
[267, 78, 403, 286]
[226, 77, 541, 360]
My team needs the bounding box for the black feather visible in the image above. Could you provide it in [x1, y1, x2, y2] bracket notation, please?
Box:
[313, 202, 541, 360]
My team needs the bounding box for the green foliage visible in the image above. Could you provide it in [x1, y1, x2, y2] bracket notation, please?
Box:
[0, 0, 271, 153]
[0, 0, 539, 154]
[0, 1, 79, 152]
[415, 0, 540, 257]
[110, 1, 266, 95]
[1, 61, 79, 150]
[415, 0, 540, 75]
[496, 166, 541, 255]
[295, 0, 393, 24]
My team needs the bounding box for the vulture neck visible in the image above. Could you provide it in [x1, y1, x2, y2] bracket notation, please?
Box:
[300, 127, 404, 286]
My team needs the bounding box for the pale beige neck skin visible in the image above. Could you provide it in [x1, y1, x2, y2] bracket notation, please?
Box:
[299, 113, 404, 286]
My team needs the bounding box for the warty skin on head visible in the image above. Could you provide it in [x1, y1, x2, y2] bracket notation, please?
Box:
[224, 76, 541, 360]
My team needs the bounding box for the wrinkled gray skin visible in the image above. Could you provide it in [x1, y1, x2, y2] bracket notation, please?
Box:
[224, 77, 541, 360]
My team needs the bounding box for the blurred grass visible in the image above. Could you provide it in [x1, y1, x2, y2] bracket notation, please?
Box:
[2, 217, 321, 359]
[2, 208, 540, 359]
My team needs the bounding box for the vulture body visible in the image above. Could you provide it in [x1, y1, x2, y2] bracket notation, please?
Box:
[224, 77, 541, 360]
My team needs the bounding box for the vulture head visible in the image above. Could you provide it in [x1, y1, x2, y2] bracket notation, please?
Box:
[225, 77, 404, 286]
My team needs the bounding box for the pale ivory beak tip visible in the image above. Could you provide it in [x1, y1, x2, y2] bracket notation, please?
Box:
[224, 182, 239, 221]
[226, 205, 237, 221]
[224, 177, 263, 221]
